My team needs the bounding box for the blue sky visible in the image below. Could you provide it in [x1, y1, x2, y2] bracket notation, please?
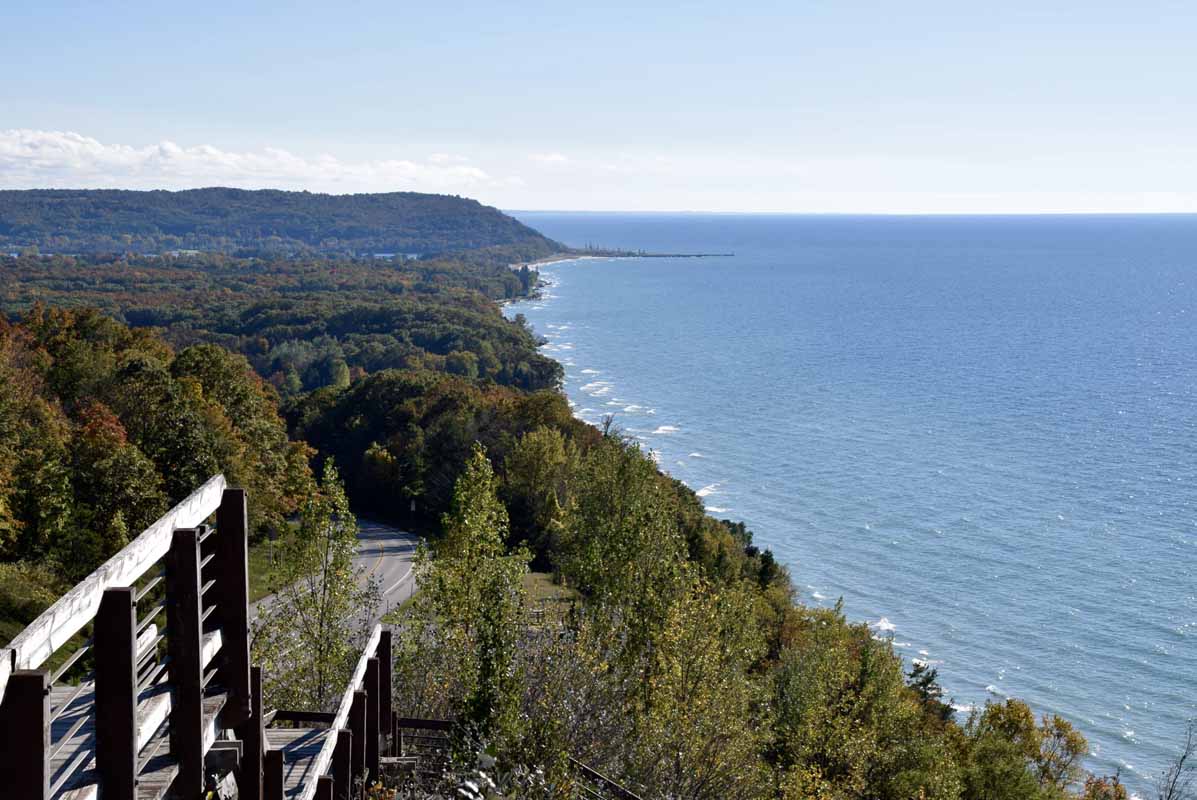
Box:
[3, 0, 1196, 212]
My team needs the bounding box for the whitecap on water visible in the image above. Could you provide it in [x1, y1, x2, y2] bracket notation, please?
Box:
[872, 617, 897, 633]
[652, 424, 680, 434]
[696, 483, 720, 497]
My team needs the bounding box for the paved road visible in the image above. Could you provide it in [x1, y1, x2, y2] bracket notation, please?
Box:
[250, 518, 419, 624]
[352, 519, 420, 621]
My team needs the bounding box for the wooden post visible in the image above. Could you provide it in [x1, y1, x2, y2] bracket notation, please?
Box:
[377, 631, 392, 751]
[0, 669, 49, 799]
[236, 666, 264, 800]
[332, 728, 352, 800]
[215, 489, 252, 726]
[349, 691, 366, 785]
[364, 658, 380, 782]
[263, 749, 284, 800]
[315, 775, 335, 800]
[166, 528, 204, 797]
[95, 587, 137, 800]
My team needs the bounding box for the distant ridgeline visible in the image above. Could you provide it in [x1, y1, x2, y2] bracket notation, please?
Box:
[0, 187, 563, 256]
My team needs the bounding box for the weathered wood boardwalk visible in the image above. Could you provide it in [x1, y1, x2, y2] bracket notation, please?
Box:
[2, 473, 637, 800]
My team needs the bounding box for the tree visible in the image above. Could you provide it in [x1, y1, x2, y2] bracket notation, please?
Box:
[628, 580, 772, 799]
[253, 460, 379, 711]
[909, 662, 955, 724]
[774, 604, 962, 800]
[559, 438, 688, 672]
[1081, 775, 1129, 800]
[1157, 721, 1196, 800]
[60, 402, 167, 578]
[395, 443, 529, 745]
[502, 425, 577, 562]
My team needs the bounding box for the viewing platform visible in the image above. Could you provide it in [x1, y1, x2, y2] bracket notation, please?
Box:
[0, 475, 640, 800]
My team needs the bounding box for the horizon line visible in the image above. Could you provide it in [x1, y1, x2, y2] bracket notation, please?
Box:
[508, 209, 1197, 217]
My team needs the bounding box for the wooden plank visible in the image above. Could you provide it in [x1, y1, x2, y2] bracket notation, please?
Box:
[201, 692, 229, 753]
[214, 489, 252, 727]
[394, 717, 454, 731]
[332, 730, 351, 800]
[377, 631, 392, 741]
[264, 729, 331, 797]
[134, 723, 179, 800]
[95, 588, 137, 800]
[3, 475, 226, 697]
[0, 669, 50, 799]
[236, 666, 264, 800]
[271, 710, 336, 725]
[166, 528, 204, 798]
[0, 649, 12, 702]
[349, 692, 365, 788]
[264, 749, 284, 800]
[294, 625, 380, 800]
[364, 658, 379, 781]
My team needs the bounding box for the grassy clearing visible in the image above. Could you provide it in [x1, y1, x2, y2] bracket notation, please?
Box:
[248, 531, 296, 602]
[523, 571, 577, 625]
[380, 571, 576, 628]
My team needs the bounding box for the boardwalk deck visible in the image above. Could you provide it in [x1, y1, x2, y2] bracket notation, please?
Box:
[2, 479, 395, 800]
[265, 729, 332, 799]
[49, 682, 228, 800]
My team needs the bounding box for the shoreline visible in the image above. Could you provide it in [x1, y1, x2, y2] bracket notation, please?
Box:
[500, 246, 1161, 791]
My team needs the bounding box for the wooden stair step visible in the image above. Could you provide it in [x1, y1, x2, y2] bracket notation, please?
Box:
[265, 727, 332, 799]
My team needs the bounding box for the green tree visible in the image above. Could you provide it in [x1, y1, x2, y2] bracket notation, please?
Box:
[502, 425, 577, 561]
[559, 438, 688, 673]
[253, 461, 379, 711]
[628, 580, 772, 799]
[774, 604, 962, 799]
[58, 402, 167, 578]
[395, 443, 529, 745]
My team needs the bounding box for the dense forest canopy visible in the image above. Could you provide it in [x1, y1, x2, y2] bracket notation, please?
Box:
[0, 247, 562, 397]
[0, 187, 562, 256]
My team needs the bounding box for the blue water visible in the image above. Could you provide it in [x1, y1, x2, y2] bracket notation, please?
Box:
[505, 212, 1197, 791]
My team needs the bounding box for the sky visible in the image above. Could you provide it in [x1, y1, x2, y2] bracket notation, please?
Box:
[3, 0, 1197, 213]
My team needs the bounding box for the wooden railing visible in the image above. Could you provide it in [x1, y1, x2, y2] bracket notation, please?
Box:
[257, 624, 393, 800]
[1, 475, 640, 800]
[0, 475, 253, 800]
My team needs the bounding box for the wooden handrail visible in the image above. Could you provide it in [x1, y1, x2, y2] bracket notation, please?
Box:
[569, 757, 643, 800]
[299, 624, 382, 800]
[1, 474, 227, 701]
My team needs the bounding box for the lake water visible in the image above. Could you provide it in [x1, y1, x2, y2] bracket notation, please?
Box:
[505, 212, 1197, 791]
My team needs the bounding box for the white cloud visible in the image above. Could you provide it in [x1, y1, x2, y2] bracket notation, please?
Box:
[529, 151, 570, 164]
[0, 130, 498, 193]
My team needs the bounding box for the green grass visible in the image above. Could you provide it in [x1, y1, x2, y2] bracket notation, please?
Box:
[523, 571, 576, 604]
[523, 571, 577, 625]
[248, 531, 296, 603]
[0, 562, 91, 678]
[379, 571, 577, 628]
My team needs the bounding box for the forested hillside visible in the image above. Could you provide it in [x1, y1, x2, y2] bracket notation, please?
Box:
[0, 249, 560, 396]
[0, 308, 312, 643]
[0, 188, 562, 256]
